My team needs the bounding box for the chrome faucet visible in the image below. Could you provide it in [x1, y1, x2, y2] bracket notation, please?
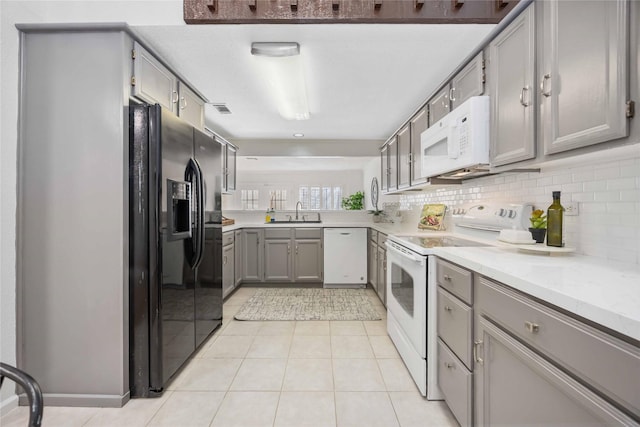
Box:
[295, 201, 302, 220]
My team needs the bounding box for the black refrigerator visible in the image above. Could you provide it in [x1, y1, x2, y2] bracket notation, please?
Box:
[129, 104, 223, 397]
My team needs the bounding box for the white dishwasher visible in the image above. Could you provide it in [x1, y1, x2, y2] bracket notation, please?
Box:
[323, 228, 367, 288]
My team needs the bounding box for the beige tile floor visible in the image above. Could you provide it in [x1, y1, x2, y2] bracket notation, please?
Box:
[1, 287, 457, 427]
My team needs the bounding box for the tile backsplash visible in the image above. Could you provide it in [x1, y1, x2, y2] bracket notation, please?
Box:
[399, 153, 640, 265]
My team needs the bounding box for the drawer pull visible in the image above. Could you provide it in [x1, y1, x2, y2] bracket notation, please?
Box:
[474, 340, 484, 365]
[444, 362, 455, 369]
[444, 305, 453, 312]
[443, 274, 452, 281]
[525, 321, 540, 334]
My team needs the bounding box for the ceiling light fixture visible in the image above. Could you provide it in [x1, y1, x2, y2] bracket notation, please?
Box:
[293, 133, 304, 137]
[251, 42, 310, 121]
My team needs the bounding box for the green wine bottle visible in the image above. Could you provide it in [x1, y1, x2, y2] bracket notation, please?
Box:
[546, 191, 565, 247]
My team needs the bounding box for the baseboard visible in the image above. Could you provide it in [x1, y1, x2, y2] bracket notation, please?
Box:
[18, 391, 129, 408]
[0, 393, 19, 415]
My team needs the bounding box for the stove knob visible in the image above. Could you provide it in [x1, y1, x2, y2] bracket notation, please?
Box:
[508, 210, 517, 219]
[498, 208, 506, 217]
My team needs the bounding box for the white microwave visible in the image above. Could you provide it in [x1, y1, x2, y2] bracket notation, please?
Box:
[420, 96, 490, 179]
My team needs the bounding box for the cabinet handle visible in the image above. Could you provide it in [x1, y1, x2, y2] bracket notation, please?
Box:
[449, 87, 457, 102]
[444, 305, 453, 312]
[444, 362, 454, 369]
[474, 340, 484, 365]
[524, 321, 540, 334]
[519, 86, 530, 107]
[223, 255, 227, 265]
[295, 245, 299, 254]
[443, 274, 452, 281]
[180, 96, 188, 110]
[171, 90, 179, 104]
[540, 73, 551, 97]
[288, 245, 291, 254]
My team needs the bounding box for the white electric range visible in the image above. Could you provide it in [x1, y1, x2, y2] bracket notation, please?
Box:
[385, 203, 533, 399]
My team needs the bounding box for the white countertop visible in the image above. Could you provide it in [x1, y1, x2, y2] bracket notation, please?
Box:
[222, 221, 402, 234]
[433, 246, 640, 342]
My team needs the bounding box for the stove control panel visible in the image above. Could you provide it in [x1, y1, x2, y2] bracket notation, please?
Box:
[456, 203, 534, 231]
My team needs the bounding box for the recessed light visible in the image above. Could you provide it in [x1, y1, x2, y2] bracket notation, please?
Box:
[293, 133, 304, 138]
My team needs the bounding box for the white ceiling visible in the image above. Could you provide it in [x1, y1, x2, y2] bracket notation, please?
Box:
[132, 23, 494, 145]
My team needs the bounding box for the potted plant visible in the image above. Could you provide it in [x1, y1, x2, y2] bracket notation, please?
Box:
[529, 209, 547, 243]
[341, 191, 364, 210]
[368, 209, 384, 223]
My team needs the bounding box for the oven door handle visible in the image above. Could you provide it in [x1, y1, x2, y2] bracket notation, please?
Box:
[385, 242, 425, 265]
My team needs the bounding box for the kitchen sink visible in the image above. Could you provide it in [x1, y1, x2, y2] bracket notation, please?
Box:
[266, 220, 322, 224]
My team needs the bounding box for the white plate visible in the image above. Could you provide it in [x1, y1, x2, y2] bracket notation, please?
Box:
[498, 237, 536, 245]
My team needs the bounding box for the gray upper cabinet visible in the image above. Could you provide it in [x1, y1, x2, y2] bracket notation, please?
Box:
[396, 124, 411, 190]
[489, 3, 536, 167]
[539, 0, 629, 155]
[409, 107, 429, 186]
[450, 52, 485, 110]
[428, 85, 451, 126]
[242, 229, 264, 282]
[177, 81, 204, 129]
[387, 136, 398, 192]
[132, 42, 206, 130]
[380, 144, 389, 193]
[132, 42, 177, 112]
[223, 143, 237, 194]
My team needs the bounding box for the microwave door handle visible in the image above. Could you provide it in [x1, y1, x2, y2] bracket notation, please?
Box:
[448, 122, 459, 159]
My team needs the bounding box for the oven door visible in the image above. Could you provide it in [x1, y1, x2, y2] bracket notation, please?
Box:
[385, 241, 427, 358]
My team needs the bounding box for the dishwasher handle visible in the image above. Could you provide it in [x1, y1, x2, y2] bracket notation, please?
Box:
[385, 241, 425, 265]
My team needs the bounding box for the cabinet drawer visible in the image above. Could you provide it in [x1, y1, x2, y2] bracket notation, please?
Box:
[437, 287, 473, 369]
[436, 258, 473, 304]
[477, 276, 640, 418]
[370, 229, 378, 243]
[222, 232, 234, 246]
[264, 228, 292, 239]
[294, 228, 321, 239]
[377, 232, 387, 247]
[438, 338, 472, 427]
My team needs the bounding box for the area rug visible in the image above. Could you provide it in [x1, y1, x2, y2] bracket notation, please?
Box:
[234, 288, 382, 321]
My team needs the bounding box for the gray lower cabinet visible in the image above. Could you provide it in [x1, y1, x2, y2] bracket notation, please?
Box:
[234, 230, 242, 287]
[474, 275, 640, 426]
[222, 237, 235, 299]
[368, 237, 378, 292]
[242, 228, 264, 282]
[294, 239, 323, 282]
[539, 0, 629, 155]
[264, 237, 293, 282]
[376, 244, 386, 306]
[489, 3, 536, 167]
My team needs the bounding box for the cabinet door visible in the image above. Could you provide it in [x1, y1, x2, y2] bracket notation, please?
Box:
[223, 144, 237, 194]
[380, 144, 389, 193]
[376, 246, 386, 306]
[474, 317, 635, 427]
[242, 229, 263, 282]
[234, 230, 242, 286]
[222, 243, 235, 298]
[428, 84, 451, 126]
[132, 42, 177, 112]
[539, 0, 629, 155]
[368, 240, 378, 291]
[387, 136, 398, 192]
[489, 4, 536, 167]
[451, 52, 485, 109]
[409, 107, 428, 186]
[397, 124, 411, 189]
[294, 239, 323, 282]
[264, 239, 293, 282]
[177, 81, 204, 130]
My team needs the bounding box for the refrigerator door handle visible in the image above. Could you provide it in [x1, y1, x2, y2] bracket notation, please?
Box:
[192, 158, 205, 269]
[185, 159, 200, 268]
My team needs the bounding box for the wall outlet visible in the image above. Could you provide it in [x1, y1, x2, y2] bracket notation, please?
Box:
[565, 202, 579, 216]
